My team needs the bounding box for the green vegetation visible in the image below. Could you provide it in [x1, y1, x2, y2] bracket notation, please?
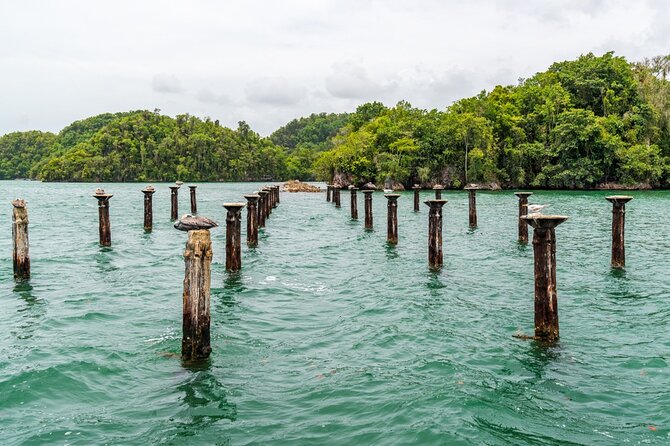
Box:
[2, 52, 670, 187]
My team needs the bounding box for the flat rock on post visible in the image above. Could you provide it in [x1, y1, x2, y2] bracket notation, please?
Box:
[174, 215, 218, 231]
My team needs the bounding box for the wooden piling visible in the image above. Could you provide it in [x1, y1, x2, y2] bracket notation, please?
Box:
[142, 186, 155, 231]
[334, 186, 341, 208]
[12, 199, 30, 279]
[244, 194, 260, 247]
[258, 190, 269, 228]
[189, 186, 197, 214]
[169, 185, 180, 221]
[180, 228, 213, 361]
[271, 186, 279, 208]
[433, 184, 444, 199]
[223, 203, 245, 272]
[606, 196, 633, 268]
[385, 194, 400, 245]
[349, 186, 359, 219]
[521, 214, 568, 342]
[274, 185, 281, 204]
[93, 189, 113, 247]
[464, 186, 478, 228]
[425, 199, 448, 269]
[363, 190, 374, 229]
[326, 185, 332, 202]
[262, 187, 272, 217]
[514, 192, 533, 243]
[413, 185, 421, 212]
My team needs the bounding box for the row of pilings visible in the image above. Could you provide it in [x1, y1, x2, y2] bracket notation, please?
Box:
[325, 184, 635, 343]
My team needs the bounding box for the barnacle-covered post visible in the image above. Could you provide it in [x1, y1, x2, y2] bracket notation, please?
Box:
[606, 196, 633, 268]
[175, 215, 218, 362]
[522, 214, 568, 342]
[223, 203, 245, 272]
[189, 185, 198, 214]
[413, 185, 421, 212]
[142, 186, 155, 231]
[244, 194, 260, 247]
[12, 199, 30, 279]
[425, 199, 447, 269]
[433, 184, 444, 199]
[169, 185, 180, 221]
[257, 190, 269, 228]
[363, 190, 374, 229]
[93, 189, 113, 247]
[514, 192, 533, 243]
[385, 194, 400, 245]
[349, 186, 358, 219]
[464, 186, 478, 228]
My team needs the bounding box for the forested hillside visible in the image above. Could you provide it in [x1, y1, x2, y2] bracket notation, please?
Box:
[1, 52, 669, 187]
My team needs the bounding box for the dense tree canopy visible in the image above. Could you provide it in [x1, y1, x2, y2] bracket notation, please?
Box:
[1, 52, 670, 187]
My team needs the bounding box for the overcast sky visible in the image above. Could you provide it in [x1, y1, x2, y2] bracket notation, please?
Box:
[1, 0, 668, 136]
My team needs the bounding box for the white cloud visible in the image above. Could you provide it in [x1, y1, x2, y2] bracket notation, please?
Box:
[152, 74, 183, 94]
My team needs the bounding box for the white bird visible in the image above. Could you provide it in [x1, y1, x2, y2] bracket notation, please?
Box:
[527, 204, 549, 215]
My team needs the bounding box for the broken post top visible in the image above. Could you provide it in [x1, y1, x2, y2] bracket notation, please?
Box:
[385, 194, 400, 200]
[142, 185, 156, 194]
[12, 198, 26, 208]
[223, 203, 246, 213]
[348, 185, 358, 190]
[521, 214, 568, 229]
[244, 194, 260, 202]
[169, 185, 180, 191]
[174, 214, 218, 231]
[93, 189, 113, 199]
[258, 190, 269, 195]
[606, 195, 633, 205]
[362, 189, 375, 194]
[175, 181, 184, 186]
[464, 185, 479, 191]
[424, 199, 448, 207]
[514, 191, 533, 198]
[412, 184, 421, 190]
[188, 185, 197, 190]
[432, 184, 444, 190]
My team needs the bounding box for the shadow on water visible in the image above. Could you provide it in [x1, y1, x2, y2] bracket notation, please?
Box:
[95, 246, 119, 273]
[385, 243, 399, 260]
[518, 340, 562, 379]
[171, 364, 237, 443]
[13, 281, 46, 340]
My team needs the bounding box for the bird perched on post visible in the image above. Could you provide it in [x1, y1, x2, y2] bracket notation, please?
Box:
[174, 214, 218, 231]
[527, 204, 549, 216]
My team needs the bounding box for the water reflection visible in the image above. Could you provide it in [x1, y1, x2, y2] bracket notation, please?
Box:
[518, 341, 562, 379]
[385, 243, 399, 260]
[13, 281, 46, 340]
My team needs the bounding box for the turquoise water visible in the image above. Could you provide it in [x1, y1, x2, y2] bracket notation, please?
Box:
[0, 181, 668, 445]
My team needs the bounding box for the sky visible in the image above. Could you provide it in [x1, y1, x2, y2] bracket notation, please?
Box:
[1, 0, 668, 136]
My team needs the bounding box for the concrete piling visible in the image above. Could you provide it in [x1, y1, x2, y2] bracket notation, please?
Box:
[326, 185, 332, 202]
[142, 186, 156, 231]
[258, 190, 269, 228]
[413, 185, 421, 212]
[425, 199, 448, 269]
[334, 186, 341, 208]
[349, 186, 358, 219]
[94, 189, 113, 247]
[385, 194, 400, 245]
[223, 203, 245, 272]
[169, 185, 180, 221]
[521, 214, 568, 342]
[433, 184, 444, 199]
[244, 194, 260, 247]
[606, 196, 633, 268]
[514, 192, 533, 243]
[464, 186, 478, 228]
[363, 190, 374, 229]
[12, 199, 30, 279]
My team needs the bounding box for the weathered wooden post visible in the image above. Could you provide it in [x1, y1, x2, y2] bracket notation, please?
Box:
[363, 190, 374, 229]
[606, 196, 633, 268]
[12, 199, 30, 279]
[413, 184, 421, 212]
[244, 194, 260, 247]
[263, 187, 272, 217]
[189, 185, 198, 214]
[169, 185, 180, 221]
[223, 203, 245, 272]
[425, 199, 447, 269]
[514, 192, 533, 243]
[334, 186, 341, 208]
[521, 214, 568, 342]
[433, 184, 444, 199]
[465, 186, 478, 228]
[385, 194, 400, 245]
[258, 190, 268, 228]
[349, 186, 358, 219]
[326, 184, 332, 202]
[271, 186, 279, 208]
[142, 186, 155, 231]
[174, 215, 218, 362]
[93, 189, 113, 247]
[274, 185, 281, 205]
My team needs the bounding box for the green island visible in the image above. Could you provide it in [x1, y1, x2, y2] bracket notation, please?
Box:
[2, 52, 670, 189]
